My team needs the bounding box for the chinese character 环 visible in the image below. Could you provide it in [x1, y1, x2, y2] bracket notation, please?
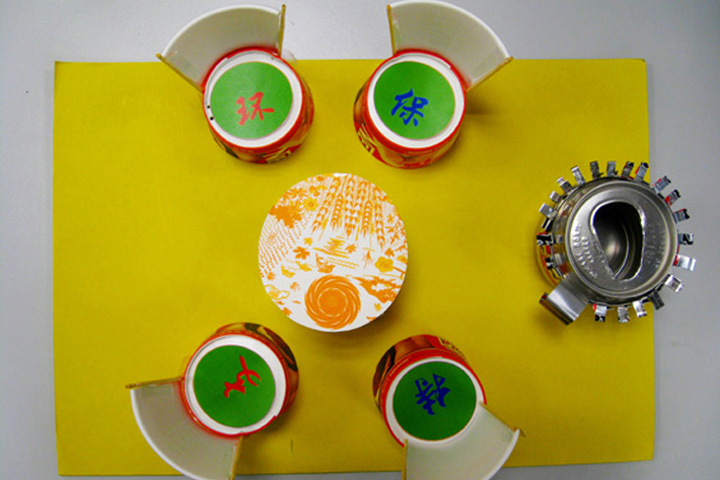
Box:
[237, 91, 275, 126]
[224, 356, 262, 397]
[391, 88, 429, 127]
[415, 374, 450, 415]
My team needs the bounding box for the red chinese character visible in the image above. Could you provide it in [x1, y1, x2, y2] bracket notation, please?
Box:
[236, 91, 275, 126]
[224, 356, 262, 397]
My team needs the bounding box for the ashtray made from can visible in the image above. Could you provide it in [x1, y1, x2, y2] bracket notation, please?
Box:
[373, 335, 520, 480]
[537, 161, 696, 324]
[158, 5, 313, 164]
[127, 323, 298, 480]
[202, 49, 313, 163]
[353, 0, 511, 169]
[259, 173, 408, 332]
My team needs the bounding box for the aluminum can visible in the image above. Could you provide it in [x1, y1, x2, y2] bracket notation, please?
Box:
[203, 48, 313, 164]
[354, 51, 466, 169]
[182, 323, 298, 437]
[372, 335, 486, 445]
[536, 161, 695, 324]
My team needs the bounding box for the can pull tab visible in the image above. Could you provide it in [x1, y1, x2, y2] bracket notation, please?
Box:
[540, 277, 589, 325]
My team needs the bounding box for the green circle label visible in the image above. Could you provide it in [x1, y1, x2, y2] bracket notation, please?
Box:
[210, 62, 293, 139]
[374, 61, 455, 140]
[393, 361, 477, 441]
[193, 345, 275, 428]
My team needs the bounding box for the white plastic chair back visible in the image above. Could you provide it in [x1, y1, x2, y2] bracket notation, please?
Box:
[130, 382, 240, 480]
[404, 402, 520, 480]
[388, 1, 511, 89]
[159, 5, 285, 88]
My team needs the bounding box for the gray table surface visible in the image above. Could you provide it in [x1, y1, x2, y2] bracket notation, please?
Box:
[1, 1, 719, 479]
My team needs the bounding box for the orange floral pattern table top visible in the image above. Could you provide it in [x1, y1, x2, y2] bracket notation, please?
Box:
[259, 173, 408, 331]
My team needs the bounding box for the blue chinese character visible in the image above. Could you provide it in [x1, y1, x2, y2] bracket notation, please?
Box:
[415, 374, 450, 415]
[391, 89, 429, 127]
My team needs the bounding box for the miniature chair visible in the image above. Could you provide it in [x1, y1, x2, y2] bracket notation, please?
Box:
[354, 0, 511, 168]
[373, 335, 520, 480]
[159, 5, 313, 163]
[128, 324, 298, 480]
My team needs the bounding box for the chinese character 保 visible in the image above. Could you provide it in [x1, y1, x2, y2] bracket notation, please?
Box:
[224, 356, 262, 397]
[391, 88, 429, 127]
[237, 91, 274, 126]
[415, 374, 450, 415]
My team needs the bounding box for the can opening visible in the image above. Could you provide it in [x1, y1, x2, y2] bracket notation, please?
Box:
[592, 201, 644, 281]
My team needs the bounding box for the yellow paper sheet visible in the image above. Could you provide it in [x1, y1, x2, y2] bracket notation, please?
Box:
[54, 59, 652, 475]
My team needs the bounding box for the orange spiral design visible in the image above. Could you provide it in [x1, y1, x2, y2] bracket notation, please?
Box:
[305, 275, 361, 330]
